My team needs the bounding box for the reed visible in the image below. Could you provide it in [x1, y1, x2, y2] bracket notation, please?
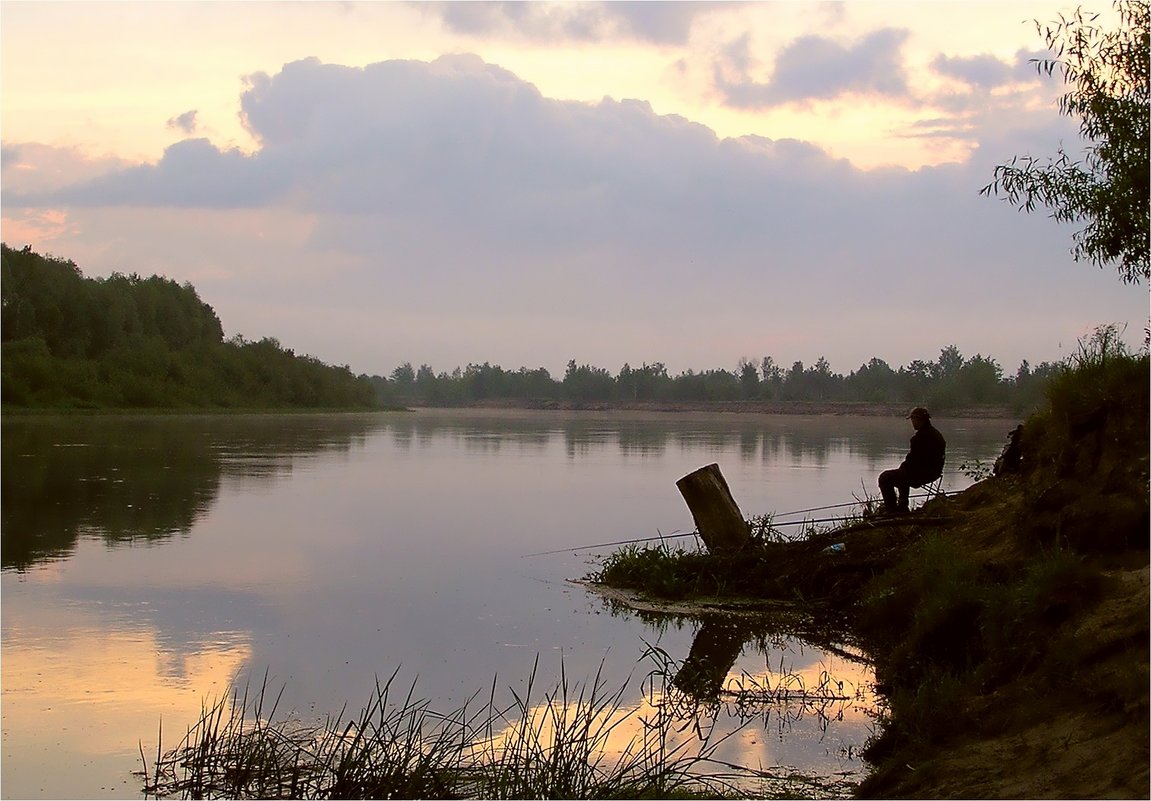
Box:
[141, 655, 767, 799]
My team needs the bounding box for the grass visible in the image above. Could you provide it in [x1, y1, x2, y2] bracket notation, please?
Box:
[139, 650, 860, 800]
[856, 539, 1112, 778]
[587, 513, 840, 603]
[592, 541, 717, 600]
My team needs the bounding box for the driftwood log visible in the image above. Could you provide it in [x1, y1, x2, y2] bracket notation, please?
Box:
[676, 463, 750, 555]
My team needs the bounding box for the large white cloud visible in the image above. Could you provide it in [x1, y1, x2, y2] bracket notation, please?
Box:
[2, 53, 1143, 376]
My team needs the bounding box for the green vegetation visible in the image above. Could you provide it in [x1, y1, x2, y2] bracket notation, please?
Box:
[983, 0, 1149, 283]
[588, 332, 1149, 797]
[592, 517, 815, 605]
[1, 244, 378, 410]
[373, 348, 1060, 413]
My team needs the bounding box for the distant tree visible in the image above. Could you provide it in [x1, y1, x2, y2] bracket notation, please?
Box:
[956, 354, 1006, 404]
[513, 366, 555, 399]
[367, 349, 1073, 411]
[982, 0, 1149, 283]
[807, 356, 839, 400]
[415, 364, 436, 388]
[847, 357, 898, 402]
[738, 358, 760, 399]
[933, 345, 966, 381]
[759, 356, 784, 399]
[391, 362, 416, 393]
[462, 362, 496, 399]
[563, 359, 615, 401]
[780, 361, 805, 400]
[669, 368, 740, 401]
[1011, 358, 1063, 411]
[631, 362, 670, 400]
[618, 363, 637, 400]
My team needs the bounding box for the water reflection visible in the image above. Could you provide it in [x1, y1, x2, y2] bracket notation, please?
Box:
[1, 597, 250, 800]
[673, 619, 749, 701]
[381, 408, 1012, 473]
[666, 620, 874, 734]
[481, 623, 874, 797]
[2, 409, 1007, 798]
[584, 588, 877, 790]
[1, 414, 388, 571]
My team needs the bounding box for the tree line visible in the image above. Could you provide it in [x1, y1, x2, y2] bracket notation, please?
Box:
[371, 350, 1062, 413]
[1, 244, 377, 410]
[0, 243, 1079, 415]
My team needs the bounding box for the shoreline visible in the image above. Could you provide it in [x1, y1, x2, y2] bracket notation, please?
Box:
[411, 398, 1021, 419]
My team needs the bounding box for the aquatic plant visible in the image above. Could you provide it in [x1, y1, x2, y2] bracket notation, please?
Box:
[139, 650, 855, 800]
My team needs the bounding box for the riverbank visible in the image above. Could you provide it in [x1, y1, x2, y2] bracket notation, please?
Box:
[413, 398, 1020, 418]
[0, 405, 396, 416]
[587, 351, 1150, 798]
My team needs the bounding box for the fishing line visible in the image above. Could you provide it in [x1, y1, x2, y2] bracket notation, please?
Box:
[522, 490, 952, 558]
[524, 515, 863, 557]
[523, 532, 696, 557]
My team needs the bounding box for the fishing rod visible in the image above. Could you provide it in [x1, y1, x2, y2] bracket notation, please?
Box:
[522, 490, 953, 558]
[523, 532, 696, 557]
[524, 515, 868, 557]
[772, 490, 950, 520]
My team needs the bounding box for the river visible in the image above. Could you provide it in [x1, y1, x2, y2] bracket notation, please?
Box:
[0, 409, 1012, 798]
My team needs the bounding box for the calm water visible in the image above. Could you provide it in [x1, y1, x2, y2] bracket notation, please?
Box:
[1, 409, 1011, 798]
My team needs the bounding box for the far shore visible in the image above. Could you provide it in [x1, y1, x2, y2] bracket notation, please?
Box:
[1, 399, 1023, 420]
[411, 398, 1022, 419]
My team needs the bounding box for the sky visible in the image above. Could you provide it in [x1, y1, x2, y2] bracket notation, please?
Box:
[2, 0, 1146, 379]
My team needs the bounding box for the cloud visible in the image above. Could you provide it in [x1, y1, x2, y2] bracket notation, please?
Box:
[931, 48, 1050, 90]
[10, 138, 282, 208]
[1, 142, 132, 193]
[167, 110, 199, 134]
[931, 53, 1013, 89]
[912, 45, 1071, 152]
[602, 1, 723, 45]
[423, 1, 726, 45]
[715, 28, 912, 108]
[3, 53, 1141, 376]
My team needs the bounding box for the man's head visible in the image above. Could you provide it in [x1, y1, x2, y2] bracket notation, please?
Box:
[907, 406, 931, 429]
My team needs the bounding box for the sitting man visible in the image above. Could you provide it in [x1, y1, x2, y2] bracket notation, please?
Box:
[878, 406, 946, 514]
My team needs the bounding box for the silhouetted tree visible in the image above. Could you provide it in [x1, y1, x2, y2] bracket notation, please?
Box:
[759, 356, 784, 399]
[983, 0, 1149, 282]
[1, 244, 376, 410]
[738, 359, 760, 399]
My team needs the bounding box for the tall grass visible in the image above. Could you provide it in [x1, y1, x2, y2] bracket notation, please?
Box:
[1028, 324, 1149, 479]
[140, 652, 822, 800]
[463, 654, 731, 799]
[141, 669, 481, 799]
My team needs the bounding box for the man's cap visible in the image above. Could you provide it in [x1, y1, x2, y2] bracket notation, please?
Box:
[906, 406, 931, 420]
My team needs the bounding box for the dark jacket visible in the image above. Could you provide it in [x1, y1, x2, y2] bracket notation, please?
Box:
[900, 422, 946, 486]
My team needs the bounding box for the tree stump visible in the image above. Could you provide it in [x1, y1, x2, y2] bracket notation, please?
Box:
[676, 463, 750, 554]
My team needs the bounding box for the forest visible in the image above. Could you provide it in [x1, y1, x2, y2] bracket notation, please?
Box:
[371, 350, 1061, 413]
[1, 244, 377, 410]
[2, 243, 1067, 414]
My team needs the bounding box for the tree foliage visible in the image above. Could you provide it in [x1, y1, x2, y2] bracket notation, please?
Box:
[1, 244, 377, 410]
[373, 345, 1062, 414]
[982, 0, 1149, 283]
